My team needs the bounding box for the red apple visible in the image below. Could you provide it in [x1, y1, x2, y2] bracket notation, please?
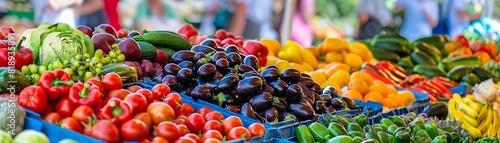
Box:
[152, 62, 163, 78]
[95, 24, 117, 38]
[118, 38, 142, 61]
[154, 49, 168, 66]
[140, 60, 155, 78]
[76, 25, 93, 37]
[91, 33, 116, 54]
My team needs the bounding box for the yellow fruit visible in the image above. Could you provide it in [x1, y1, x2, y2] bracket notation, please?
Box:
[398, 91, 416, 106]
[344, 53, 364, 67]
[369, 84, 388, 98]
[278, 41, 303, 63]
[343, 90, 363, 101]
[260, 39, 281, 54]
[348, 79, 370, 95]
[373, 81, 386, 86]
[350, 71, 374, 86]
[320, 38, 349, 54]
[349, 42, 372, 61]
[382, 98, 397, 109]
[305, 47, 321, 59]
[327, 70, 350, 88]
[386, 86, 398, 95]
[266, 56, 280, 66]
[388, 94, 405, 107]
[258, 66, 265, 71]
[309, 71, 327, 84]
[301, 62, 315, 72]
[325, 52, 343, 63]
[290, 63, 305, 73]
[444, 42, 457, 53]
[300, 48, 319, 69]
[274, 60, 291, 72]
[364, 91, 384, 103]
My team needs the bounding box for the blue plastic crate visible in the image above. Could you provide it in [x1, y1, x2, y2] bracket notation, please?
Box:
[270, 138, 295, 143]
[41, 121, 104, 143]
[274, 120, 313, 140]
[353, 100, 383, 115]
[23, 109, 42, 132]
[450, 82, 468, 97]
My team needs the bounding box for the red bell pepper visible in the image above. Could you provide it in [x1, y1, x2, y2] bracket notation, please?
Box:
[0, 40, 7, 48]
[101, 97, 133, 125]
[362, 69, 395, 84]
[0, 37, 33, 70]
[85, 77, 106, 95]
[428, 80, 452, 98]
[38, 69, 74, 101]
[431, 76, 457, 88]
[69, 82, 102, 108]
[241, 40, 268, 66]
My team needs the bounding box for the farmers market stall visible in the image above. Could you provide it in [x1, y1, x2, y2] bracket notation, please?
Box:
[0, 21, 500, 143]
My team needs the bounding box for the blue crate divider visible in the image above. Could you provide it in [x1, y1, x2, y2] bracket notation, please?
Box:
[41, 120, 105, 143]
[23, 109, 42, 132]
[273, 120, 313, 141]
[353, 99, 382, 124]
[270, 138, 295, 143]
[450, 82, 468, 97]
[394, 88, 429, 114]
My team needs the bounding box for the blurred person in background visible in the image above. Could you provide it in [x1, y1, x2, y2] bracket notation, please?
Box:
[199, 0, 218, 35]
[75, 0, 107, 28]
[103, 0, 121, 30]
[219, 0, 276, 39]
[355, 0, 392, 40]
[134, 0, 182, 31]
[291, 0, 315, 47]
[0, 0, 6, 18]
[394, 0, 439, 42]
[444, 0, 483, 38]
[31, 0, 84, 27]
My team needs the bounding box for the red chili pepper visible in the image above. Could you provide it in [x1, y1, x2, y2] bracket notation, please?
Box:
[374, 65, 402, 83]
[376, 61, 406, 74]
[416, 83, 440, 98]
[241, 40, 268, 66]
[431, 76, 457, 88]
[412, 85, 438, 103]
[38, 69, 74, 101]
[69, 82, 102, 108]
[362, 69, 395, 85]
[428, 80, 453, 98]
[101, 97, 133, 125]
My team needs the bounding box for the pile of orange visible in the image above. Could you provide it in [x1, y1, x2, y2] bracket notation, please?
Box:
[339, 71, 416, 111]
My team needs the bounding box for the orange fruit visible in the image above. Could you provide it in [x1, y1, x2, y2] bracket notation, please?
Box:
[290, 63, 305, 73]
[398, 91, 416, 106]
[308, 71, 327, 84]
[348, 79, 370, 95]
[350, 71, 374, 86]
[369, 84, 387, 97]
[460, 47, 473, 56]
[363, 91, 384, 103]
[474, 51, 491, 66]
[324, 52, 343, 63]
[387, 94, 405, 107]
[342, 90, 363, 101]
[382, 98, 397, 109]
[386, 86, 398, 95]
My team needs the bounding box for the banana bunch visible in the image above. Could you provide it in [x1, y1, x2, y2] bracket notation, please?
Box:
[448, 93, 500, 138]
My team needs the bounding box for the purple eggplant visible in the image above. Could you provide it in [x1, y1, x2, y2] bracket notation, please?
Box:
[341, 97, 357, 109]
[225, 105, 241, 113]
[197, 63, 217, 80]
[164, 63, 181, 75]
[279, 112, 297, 121]
[217, 74, 239, 93]
[242, 71, 260, 78]
[315, 101, 327, 114]
[178, 61, 194, 69]
[260, 107, 280, 122]
[214, 71, 224, 80]
[195, 78, 219, 89]
[249, 92, 273, 112]
[323, 86, 340, 98]
[331, 98, 347, 110]
[265, 65, 280, 71]
[191, 45, 216, 54]
[311, 83, 322, 95]
[269, 80, 289, 98]
[298, 77, 315, 89]
[280, 68, 301, 84]
[297, 83, 315, 105]
[200, 39, 218, 49]
[241, 102, 257, 119]
[260, 68, 281, 83]
[170, 50, 196, 64]
[225, 45, 240, 54]
[262, 85, 275, 96]
[213, 92, 240, 106]
[210, 52, 228, 64]
[272, 97, 288, 112]
[326, 106, 337, 113]
[288, 102, 314, 121]
[161, 75, 178, 90]
[227, 68, 238, 75]
[235, 76, 264, 97]
[227, 52, 242, 67]
[286, 84, 303, 103]
[319, 94, 333, 106]
[190, 85, 214, 102]
[301, 74, 311, 78]
[193, 53, 206, 62]
[243, 55, 260, 70]
[215, 59, 230, 72]
[179, 86, 193, 96]
[176, 68, 194, 83]
[237, 64, 256, 73]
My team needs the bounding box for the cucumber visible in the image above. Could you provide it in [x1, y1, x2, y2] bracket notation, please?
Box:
[0, 68, 31, 94]
[371, 34, 410, 47]
[373, 41, 410, 56]
[99, 63, 139, 83]
[413, 64, 446, 78]
[472, 67, 498, 82]
[136, 41, 157, 61]
[448, 56, 482, 70]
[415, 42, 442, 63]
[411, 50, 437, 66]
[133, 31, 192, 51]
[445, 65, 471, 82]
[397, 56, 414, 69]
[369, 47, 400, 62]
[461, 73, 481, 86]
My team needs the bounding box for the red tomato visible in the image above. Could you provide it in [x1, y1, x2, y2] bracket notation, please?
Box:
[151, 84, 171, 101]
[175, 115, 188, 125]
[188, 36, 198, 44]
[107, 89, 132, 100]
[121, 119, 149, 141]
[227, 127, 251, 142]
[117, 29, 130, 38]
[204, 111, 224, 122]
[166, 93, 182, 104]
[151, 137, 170, 143]
[88, 120, 122, 143]
[180, 103, 195, 116]
[164, 97, 181, 117]
[147, 102, 175, 125]
[56, 97, 76, 117]
[202, 130, 223, 142]
[183, 133, 201, 143]
[72, 105, 94, 122]
[127, 85, 142, 92]
[202, 138, 221, 143]
[197, 107, 213, 117]
[156, 121, 180, 142]
[136, 89, 154, 104]
[175, 137, 197, 143]
[221, 39, 235, 47]
[18, 86, 47, 114]
[60, 117, 83, 133]
[125, 93, 148, 114]
[202, 120, 223, 134]
[248, 123, 266, 137]
[177, 24, 198, 38]
[186, 113, 206, 133]
[234, 39, 244, 48]
[44, 112, 63, 124]
[222, 116, 243, 135]
[213, 30, 227, 39]
[134, 112, 154, 131]
[177, 124, 190, 136]
[226, 33, 235, 39]
[101, 73, 124, 92]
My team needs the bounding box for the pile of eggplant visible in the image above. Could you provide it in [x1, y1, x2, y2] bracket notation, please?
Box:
[158, 39, 362, 122]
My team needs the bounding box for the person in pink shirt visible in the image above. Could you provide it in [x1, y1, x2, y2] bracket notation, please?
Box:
[291, 0, 315, 47]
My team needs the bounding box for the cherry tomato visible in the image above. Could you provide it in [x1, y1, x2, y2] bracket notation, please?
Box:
[221, 39, 235, 47]
[183, 133, 201, 143]
[147, 102, 175, 125]
[134, 112, 154, 131]
[186, 113, 206, 133]
[175, 115, 188, 125]
[88, 120, 122, 142]
[202, 130, 223, 142]
[204, 111, 224, 122]
[107, 89, 132, 100]
[125, 93, 148, 114]
[175, 137, 197, 143]
[177, 124, 190, 136]
[197, 107, 213, 117]
[248, 123, 266, 137]
[127, 85, 142, 92]
[121, 119, 149, 141]
[101, 73, 123, 91]
[222, 116, 243, 135]
[227, 127, 251, 142]
[156, 121, 180, 142]
[213, 30, 227, 39]
[180, 103, 195, 116]
[151, 137, 169, 143]
[56, 97, 76, 117]
[60, 117, 83, 133]
[44, 112, 63, 124]
[136, 89, 154, 104]
[202, 120, 223, 134]
[151, 84, 171, 101]
[72, 105, 94, 122]
[202, 138, 221, 143]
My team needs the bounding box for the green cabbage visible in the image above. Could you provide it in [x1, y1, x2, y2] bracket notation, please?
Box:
[21, 23, 94, 65]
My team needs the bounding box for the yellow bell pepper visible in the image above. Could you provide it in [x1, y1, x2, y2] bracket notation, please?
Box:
[260, 39, 281, 55]
[300, 48, 318, 69]
[278, 41, 303, 63]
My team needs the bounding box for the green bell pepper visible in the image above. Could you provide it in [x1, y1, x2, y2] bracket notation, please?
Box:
[387, 125, 398, 135]
[437, 129, 446, 136]
[347, 122, 363, 132]
[446, 132, 460, 143]
[392, 131, 411, 143]
[377, 131, 392, 143]
[308, 122, 330, 142]
[411, 117, 426, 129]
[425, 122, 439, 139]
[371, 124, 385, 132]
[361, 139, 379, 143]
[410, 125, 421, 135]
[353, 136, 364, 143]
[354, 114, 367, 128]
[365, 127, 382, 143]
[389, 116, 407, 127]
[348, 131, 366, 139]
[430, 135, 447, 143]
[332, 115, 350, 128]
[328, 122, 348, 137]
[380, 118, 395, 129]
[326, 135, 354, 143]
[296, 124, 315, 143]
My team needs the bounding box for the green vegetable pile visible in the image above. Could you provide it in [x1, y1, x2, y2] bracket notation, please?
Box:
[20, 23, 94, 65]
[295, 112, 486, 143]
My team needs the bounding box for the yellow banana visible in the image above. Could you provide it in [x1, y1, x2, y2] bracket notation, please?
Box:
[453, 94, 479, 118]
[488, 107, 499, 137]
[466, 97, 482, 112]
[477, 104, 489, 123]
[448, 99, 460, 122]
[460, 110, 479, 127]
[478, 106, 492, 134]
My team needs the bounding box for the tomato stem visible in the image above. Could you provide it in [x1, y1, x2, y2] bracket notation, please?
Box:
[79, 84, 91, 98]
[110, 102, 123, 117]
